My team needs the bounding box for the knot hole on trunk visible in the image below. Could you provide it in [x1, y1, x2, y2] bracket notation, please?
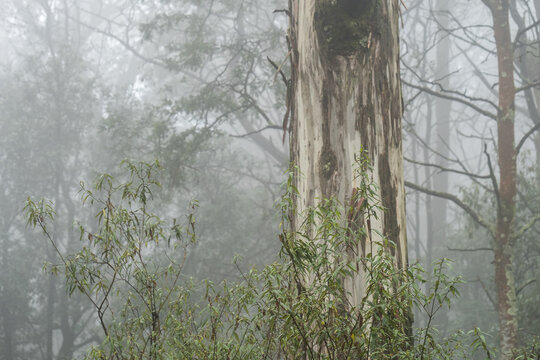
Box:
[315, 0, 379, 56]
[320, 149, 337, 180]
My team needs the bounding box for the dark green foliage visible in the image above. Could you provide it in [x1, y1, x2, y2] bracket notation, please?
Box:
[134, 0, 288, 158]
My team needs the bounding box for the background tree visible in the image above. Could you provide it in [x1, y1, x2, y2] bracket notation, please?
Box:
[0, 0, 287, 357]
[402, 0, 540, 357]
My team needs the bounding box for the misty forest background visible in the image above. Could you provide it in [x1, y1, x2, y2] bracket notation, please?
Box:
[0, 0, 539, 359]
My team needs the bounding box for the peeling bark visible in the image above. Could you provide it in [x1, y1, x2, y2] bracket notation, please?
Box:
[289, 0, 407, 306]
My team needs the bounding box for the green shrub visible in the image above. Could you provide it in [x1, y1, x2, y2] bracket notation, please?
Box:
[25, 160, 538, 359]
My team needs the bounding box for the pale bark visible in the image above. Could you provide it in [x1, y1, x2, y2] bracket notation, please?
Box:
[423, 99, 434, 272]
[433, 2, 451, 249]
[289, 0, 407, 304]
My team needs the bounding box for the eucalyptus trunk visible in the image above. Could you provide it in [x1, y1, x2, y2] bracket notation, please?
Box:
[289, 0, 407, 304]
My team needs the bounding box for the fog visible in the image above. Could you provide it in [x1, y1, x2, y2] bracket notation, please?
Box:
[0, 0, 538, 359]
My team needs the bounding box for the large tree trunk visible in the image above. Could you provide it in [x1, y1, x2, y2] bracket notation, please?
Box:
[486, 0, 518, 357]
[289, 0, 407, 303]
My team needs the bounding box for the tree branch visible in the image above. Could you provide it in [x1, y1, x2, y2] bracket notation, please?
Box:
[476, 277, 497, 310]
[230, 125, 282, 138]
[404, 157, 491, 179]
[405, 181, 493, 234]
[517, 279, 537, 296]
[483, 144, 500, 209]
[512, 214, 540, 241]
[402, 79, 498, 120]
[516, 81, 540, 93]
[448, 247, 493, 252]
[516, 121, 540, 155]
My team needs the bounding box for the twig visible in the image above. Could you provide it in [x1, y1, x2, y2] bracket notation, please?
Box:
[448, 247, 493, 252]
[517, 279, 537, 296]
[516, 81, 540, 93]
[483, 144, 500, 210]
[267, 55, 289, 86]
[516, 121, 540, 155]
[512, 214, 540, 241]
[476, 277, 497, 310]
[273, 9, 291, 17]
[402, 79, 498, 120]
[230, 125, 282, 138]
[404, 157, 491, 179]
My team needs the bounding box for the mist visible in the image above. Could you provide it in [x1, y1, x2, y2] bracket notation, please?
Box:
[0, 0, 539, 359]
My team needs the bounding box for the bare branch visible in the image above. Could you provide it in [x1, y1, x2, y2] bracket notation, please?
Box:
[405, 128, 495, 194]
[514, 20, 540, 47]
[273, 9, 291, 17]
[404, 157, 491, 179]
[516, 81, 540, 93]
[455, 43, 498, 97]
[516, 122, 540, 155]
[405, 180, 494, 234]
[517, 279, 537, 296]
[230, 125, 282, 138]
[476, 277, 497, 310]
[483, 144, 500, 209]
[512, 214, 540, 241]
[448, 247, 493, 252]
[267, 56, 289, 86]
[402, 79, 498, 120]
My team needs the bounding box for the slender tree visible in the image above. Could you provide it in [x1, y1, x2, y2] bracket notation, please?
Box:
[432, 1, 451, 258]
[403, 0, 540, 356]
[485, 0, 519, 356]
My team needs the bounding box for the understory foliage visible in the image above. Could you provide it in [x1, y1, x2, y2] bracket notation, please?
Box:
[25, 160, 539, 359]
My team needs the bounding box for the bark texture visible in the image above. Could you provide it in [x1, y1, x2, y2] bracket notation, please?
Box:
[487, 0, 519, 357]
[289, 0, 407, 304]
